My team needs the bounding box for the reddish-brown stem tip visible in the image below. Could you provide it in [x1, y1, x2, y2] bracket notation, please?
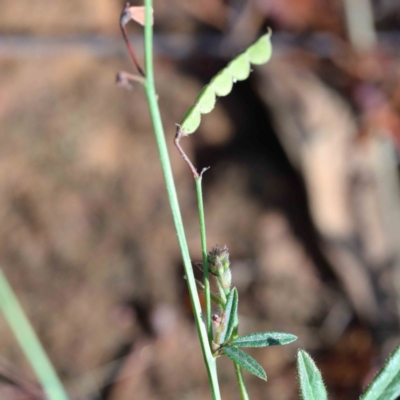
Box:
[116, 71, 146, 90]
[174, 125, 199, 179]
[120, 13, 145, 77]
[200, 167, 210, 177]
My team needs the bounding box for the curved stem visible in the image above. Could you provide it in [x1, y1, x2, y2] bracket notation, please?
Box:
[0, 268, 69, 400]
[120, 6, 145, 78]
[142, 1, 221, 399]
[174, 127, 199, 179]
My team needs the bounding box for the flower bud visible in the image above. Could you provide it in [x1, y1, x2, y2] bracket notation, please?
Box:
[212, 314, 221, 330]
[207, 246, 230, 277]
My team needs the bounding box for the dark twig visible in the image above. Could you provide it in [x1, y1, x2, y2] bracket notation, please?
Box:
[120, 4, 145, 77]
[116, 71, 146, 90]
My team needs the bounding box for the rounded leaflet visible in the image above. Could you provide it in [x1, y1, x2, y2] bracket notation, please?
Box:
[227, 53, 251, 81]
[195, 84, 216, 114]
[210, 69, 233, 97]
[180, 105, 201, 135]
[246, 32, 272, 65]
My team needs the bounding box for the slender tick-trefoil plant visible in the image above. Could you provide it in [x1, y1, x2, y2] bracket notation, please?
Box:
[118, 2, 295, 399]
[119, 2, 400, 399]
[0, 3, 397, 400]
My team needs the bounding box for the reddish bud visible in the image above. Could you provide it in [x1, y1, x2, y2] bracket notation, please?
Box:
[120, 4, 153, 27]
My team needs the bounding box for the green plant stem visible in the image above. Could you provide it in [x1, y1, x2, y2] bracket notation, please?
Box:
[0, 268, 69, 400]
[142, 2, 221, 399]
[195, 176, 212, 344]
[232, 323, 249, 399]
[234, 362, 250, 400]
[196, 280, 224, 309]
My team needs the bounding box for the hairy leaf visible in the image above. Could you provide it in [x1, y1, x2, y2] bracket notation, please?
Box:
[361, 345, 400, 400]
[297, 350, 327, 400]
[218, 288, 238, 344]
[222, 345, 267, 381]
[232, 332, 297, 348]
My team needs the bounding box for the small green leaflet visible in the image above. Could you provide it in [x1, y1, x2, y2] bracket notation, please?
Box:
[297, 350, 327, 400]
[246, 34, 273, 65]
[218, 288, 238, 344]
[210, 70, 233, 97]
[179, 106, 201, 136]
[222, 345, 267, 381]
[227, 54, 251, 81]
[196, 85, 216, 114]
[232, 332, 297, 348]
[179, 30, 272, 135]
[361, 345, 400, 400]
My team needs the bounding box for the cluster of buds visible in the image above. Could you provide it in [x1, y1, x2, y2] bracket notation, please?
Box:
[207, 245, 232, 295]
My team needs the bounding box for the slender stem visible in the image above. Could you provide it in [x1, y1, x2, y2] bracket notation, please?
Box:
[234, 362, 250, 400]
[142, 2, 221, 399]
[0, 268, 69, 400]
[233, 312, 249, 399]
[120, 11, 145, 77]
[174, 127, 199, 179]
[195, 176, 212, 345]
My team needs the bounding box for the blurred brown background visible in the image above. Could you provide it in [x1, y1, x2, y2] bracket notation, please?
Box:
[1, 0, 400, 399]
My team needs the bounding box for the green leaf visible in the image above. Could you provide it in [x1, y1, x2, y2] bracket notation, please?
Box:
[195, 84, 216, 114]
[218, 287, 238, 344]
[227, 53, 251, 81]
[222, 345, 267, 381]
[180, 105, 201, 135]
[361, 345, 400, 400]
[232, 332, 297, 348]
[297, 350, 327, 400]
[210, 69, 234, 97]
[246, 32, 272, 65]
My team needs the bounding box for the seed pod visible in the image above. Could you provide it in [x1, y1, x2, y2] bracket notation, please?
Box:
[179, 31, 273, 135]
